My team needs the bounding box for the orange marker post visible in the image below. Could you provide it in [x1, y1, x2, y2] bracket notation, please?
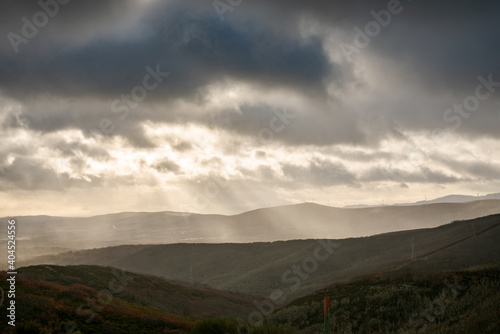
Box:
[324, 296, 330, 334]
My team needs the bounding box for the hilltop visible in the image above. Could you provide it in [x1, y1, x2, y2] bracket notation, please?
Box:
[23, 214, 500, 299]
[0, 264, 268, 333]
[2, 200, 499, 263]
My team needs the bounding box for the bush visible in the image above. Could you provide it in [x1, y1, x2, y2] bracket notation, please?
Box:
[16, 320, 51, 334]
[190, 318, 238, 334]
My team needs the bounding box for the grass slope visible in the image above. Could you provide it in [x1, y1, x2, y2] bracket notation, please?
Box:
[0, 267, 194, 334]
[267, 266, 500, 333]
[0, 265, 286, 334]
[23, 214, 500, 299]
[2, 200, 499, 261]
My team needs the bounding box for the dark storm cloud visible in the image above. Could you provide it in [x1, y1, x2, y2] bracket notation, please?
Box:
[0, 156, 100, 190]
[253, 0, 500, 141]
[328, 149, 393, 162]
[0, 98, 156, 148]
[209, 103, 363, 146]
[0, 153, 152, 191]
[243, 0, 500, 92]
[2, 0, 498, 98]
[0, 0, 498, 148]
[361, 1, 500, 93]
[151, 158, 181, 174]
[237, 165, 277, 182]
[171, 141, 193, 152]
[281, 158, 355, 186]
[431, 155, 500, 180]
[360, 166, 465, 184]
[50, 139, 110, 161]
[0, 0, 333, 101]
[0, 139, 34, 165]
[0, 0, 144, 55]
[455, 161, 500, 180]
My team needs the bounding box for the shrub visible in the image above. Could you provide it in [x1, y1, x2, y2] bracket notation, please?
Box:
[190, 318, 238, 334]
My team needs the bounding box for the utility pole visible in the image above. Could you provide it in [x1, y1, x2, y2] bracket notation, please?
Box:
[411, 237, 415, 261]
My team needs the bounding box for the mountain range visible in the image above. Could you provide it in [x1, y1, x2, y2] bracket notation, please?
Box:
[344, 192, 500, 208]
[21, 213, 500, 299]
[2, 199, 499, 265]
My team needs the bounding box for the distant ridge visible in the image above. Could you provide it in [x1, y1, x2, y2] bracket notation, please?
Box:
[344, 192, 500, 208]
[21, 214, 500, 299]
[2, 200, 500, 263]
[405, 192, 500, 205]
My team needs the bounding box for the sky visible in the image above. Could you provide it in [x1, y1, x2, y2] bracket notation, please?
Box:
[0, 0, 499, 216]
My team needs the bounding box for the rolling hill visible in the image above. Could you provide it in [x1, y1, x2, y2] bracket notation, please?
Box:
[405, 192, 500, 206]
[23, 214, 500, 300]
[14, 265, 261, 319]
[0, 265, 269, 333]
[2, 200, 500, 264]
[267, 266, 500, 333]
[0, 266, 194, 334]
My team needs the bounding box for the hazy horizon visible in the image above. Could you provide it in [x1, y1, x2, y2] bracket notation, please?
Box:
[1, 192, 499, 218]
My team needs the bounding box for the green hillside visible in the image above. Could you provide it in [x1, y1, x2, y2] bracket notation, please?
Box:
[0, 265, 288, 334]
[24, 214, 500, 299]
[266, 266, 500, 333]
[6, 265, 496, 334]
[0, 267, 194, 334]
[3, 200, 499, 262]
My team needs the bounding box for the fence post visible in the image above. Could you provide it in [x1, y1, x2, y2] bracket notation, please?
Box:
[324, 296, 330, 334]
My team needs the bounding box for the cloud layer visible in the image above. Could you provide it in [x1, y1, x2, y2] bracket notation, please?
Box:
[0, 0, 499, 215]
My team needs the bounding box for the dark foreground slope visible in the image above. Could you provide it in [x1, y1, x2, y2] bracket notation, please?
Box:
[0, 265, 267, 334]
[25, 214, 500, 300]
[267, 266, 500, 334]
[0, 267, 193, 334]
[4, 266, 498, 334]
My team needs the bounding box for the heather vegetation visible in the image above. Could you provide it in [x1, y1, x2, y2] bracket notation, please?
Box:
[1, 265, 498, 333]
[1, 215, 499, 333]
[24, 214, 500, 299]
[267, 266, 500, 333]
[0, 269, 194, 333]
